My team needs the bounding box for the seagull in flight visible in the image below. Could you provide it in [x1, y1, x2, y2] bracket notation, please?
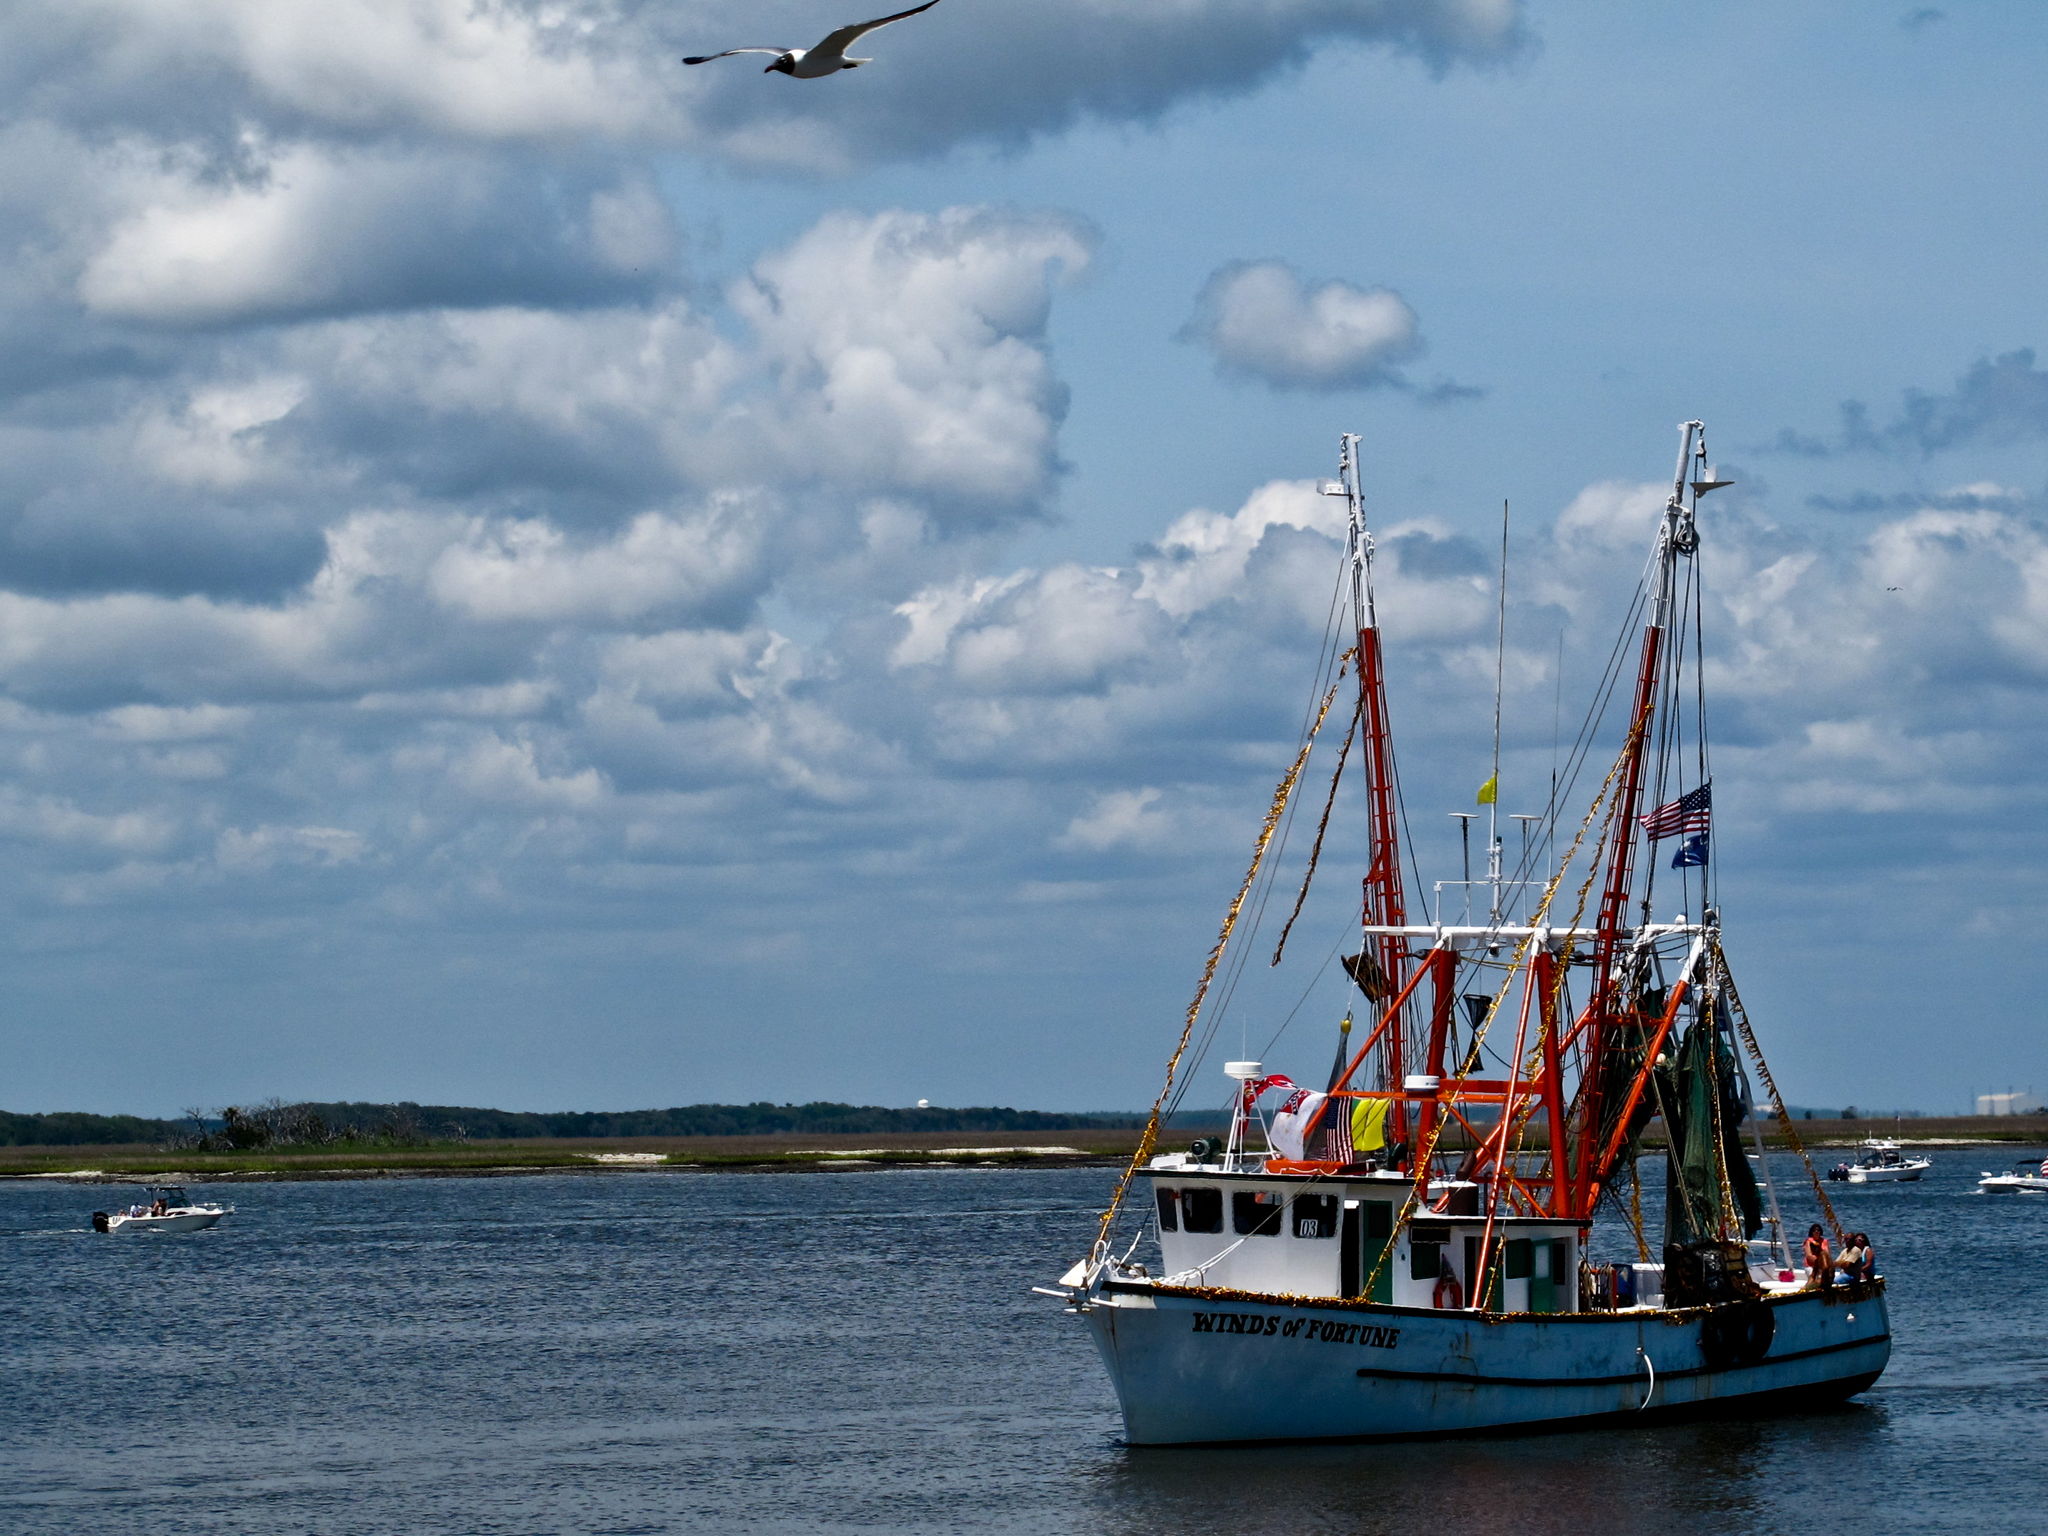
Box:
[683, 0, 945, 78]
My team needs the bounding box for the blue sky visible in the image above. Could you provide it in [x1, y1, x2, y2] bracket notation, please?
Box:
[2, 1, 2042, 1118]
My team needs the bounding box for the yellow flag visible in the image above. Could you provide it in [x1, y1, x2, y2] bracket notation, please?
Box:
[1351, 1097, 1390, 1153]
[1477, 775, 1498, 805]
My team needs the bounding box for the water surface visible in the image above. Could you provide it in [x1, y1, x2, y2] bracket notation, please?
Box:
[2, 1154, 2041, 1535]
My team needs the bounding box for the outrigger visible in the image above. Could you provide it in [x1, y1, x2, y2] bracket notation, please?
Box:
[1044, 425, 1889, 1444]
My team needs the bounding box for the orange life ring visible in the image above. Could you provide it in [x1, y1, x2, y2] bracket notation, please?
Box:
[1433, 1271, 1464, 1310]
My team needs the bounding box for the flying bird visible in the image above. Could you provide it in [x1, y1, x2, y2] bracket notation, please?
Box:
[683, 0, 945, 78]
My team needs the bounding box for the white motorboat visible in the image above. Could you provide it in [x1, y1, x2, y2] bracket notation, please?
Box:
[92, 1185, 232, 1233]
[1044, 425, 1890, 1444]
[1827, 1140, 1932, 1183]
[1978, 1158, 2048, 1194]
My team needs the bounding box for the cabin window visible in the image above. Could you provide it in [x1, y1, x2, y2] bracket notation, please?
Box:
[1155, 1188, 1179, 1232]
[1505, 1239, 1533, 1280]
[1232, 1190, 1283, 1237]
[1181, 1186, 1224, 1234]
[1409, 1239, 1445, 1281]
[1292, 1194, 1338, 1239]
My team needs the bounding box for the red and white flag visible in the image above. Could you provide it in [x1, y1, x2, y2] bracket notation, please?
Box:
[1269, 1089, 1327, 1162]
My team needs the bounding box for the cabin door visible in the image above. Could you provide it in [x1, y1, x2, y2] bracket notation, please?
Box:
[1342, 1198, 1394, 1302]
[1528, 1238, 1570, 1313]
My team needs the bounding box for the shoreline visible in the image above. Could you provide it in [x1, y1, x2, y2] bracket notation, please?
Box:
[7, 1156, 1135, 1183]
[4, 1116, 2042, 1183]
[0, 1135, 1145, 1182]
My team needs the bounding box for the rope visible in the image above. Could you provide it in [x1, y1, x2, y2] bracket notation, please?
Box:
[1629, 1164, 1651, 1262]
[1354, 709, 1649, 1303]
[1713, 940, 1844, 1243]
[1271, 700, 1360, 966]
[1092, 657, 1356, 1258]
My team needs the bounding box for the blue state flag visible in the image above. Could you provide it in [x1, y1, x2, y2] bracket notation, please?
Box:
[1671, 832, 1709, 869]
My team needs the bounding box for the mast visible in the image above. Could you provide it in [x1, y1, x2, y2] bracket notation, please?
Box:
[1338, 434, 1413, 1142]
[1569, 421, 1707, 1216]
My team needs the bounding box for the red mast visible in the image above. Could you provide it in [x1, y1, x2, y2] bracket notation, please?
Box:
[1341, 435, 1414, 1145]
[1566, 422, 1706, 1217]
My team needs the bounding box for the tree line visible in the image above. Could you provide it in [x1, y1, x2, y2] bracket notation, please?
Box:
[2, 1100, 1180, 1148]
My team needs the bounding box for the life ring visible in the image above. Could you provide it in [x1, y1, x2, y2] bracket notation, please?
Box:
[1433, 1270, 1465, 1310]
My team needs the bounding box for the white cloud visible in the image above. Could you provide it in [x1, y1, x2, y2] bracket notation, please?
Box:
[0, 791, 179, 856]
[942, 566, 1168, 695]
[1554, 479, 1666, 550]
[216, 822, 367, 870]
[129, 377, 307, 490]
[429, 507, 768, 629]
[1057, 787, 1172, 852]
[443, 735, 607, 811]
[1137, 479, 1345, 616]
[78, 144, 676, 329]
[94, 704, 250, 742]
[10, 2, 1525, 169]
[731, 207, 1092, 512]
[0, 204, 1091, 623]
[1182, 260, 1421, 391]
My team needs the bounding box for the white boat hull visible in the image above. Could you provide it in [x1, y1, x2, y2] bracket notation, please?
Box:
[106, 1209, 228, 1233]
[1979, 1176, 2048, 1194]
[1841, 1163, 1926, 1183]
[1083, 1282, 1889, 1444]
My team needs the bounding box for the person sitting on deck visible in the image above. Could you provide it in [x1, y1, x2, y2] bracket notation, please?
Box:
[1803, 1224, 1832, 1287]
[1834, 1234, 1869, 1285]
[1857, 1232, 1877, 1279]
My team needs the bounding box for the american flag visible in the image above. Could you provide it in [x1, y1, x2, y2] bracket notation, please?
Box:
[1641, 782, 1712, 840]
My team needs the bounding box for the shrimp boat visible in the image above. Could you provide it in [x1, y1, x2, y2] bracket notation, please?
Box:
[1044, 425, 1890, 1444]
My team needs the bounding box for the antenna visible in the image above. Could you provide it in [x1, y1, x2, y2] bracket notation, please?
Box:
[1488, 499, 1509, 922]
[1449, 813, 1476, 923]
[1510, 814, 1543, 921]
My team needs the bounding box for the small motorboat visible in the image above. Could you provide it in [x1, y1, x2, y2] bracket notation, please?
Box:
[91, 1186, 233, 1233]
[1978, 1158, 2048, 1194]
[1826, 1139, 1931, 1183]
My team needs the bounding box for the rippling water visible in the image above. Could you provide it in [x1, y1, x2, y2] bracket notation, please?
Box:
[2, 1152, 2043, 1535]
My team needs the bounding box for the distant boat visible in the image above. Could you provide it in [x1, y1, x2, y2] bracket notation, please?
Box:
[1978, 1159, 2048, 1195]
[1827, 1140, 1931, 1183]
[1044, 425, 1890, 1445]
[92, 1186, 232, 1233]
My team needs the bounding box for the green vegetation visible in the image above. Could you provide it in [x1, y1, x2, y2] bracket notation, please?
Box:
[284, 1100, 1155, 1140]
[0, 1110, 182, 1147]
[0, 1135, 1151, 1179]
[1, 1099, 1187, 1153]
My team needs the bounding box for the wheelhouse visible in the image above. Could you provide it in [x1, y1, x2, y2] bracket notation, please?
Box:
[1145, 1164, 1584, 1311]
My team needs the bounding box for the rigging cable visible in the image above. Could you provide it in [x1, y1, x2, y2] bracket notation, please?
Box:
[1355, 706, 1651, 1302]
[1713, 941, 1846, 1244]
[1095, 662, 1356, 1253]
[1270, 699, 1361, 965]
